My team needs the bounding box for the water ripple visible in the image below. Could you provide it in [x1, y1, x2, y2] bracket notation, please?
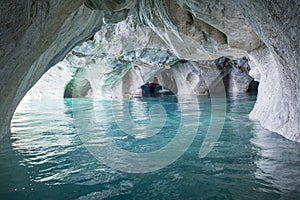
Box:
[0, 96, 298, 199]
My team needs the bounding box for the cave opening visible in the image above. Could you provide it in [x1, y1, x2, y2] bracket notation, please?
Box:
[63, 76, 93, 98]
[1, 0, 300, 199]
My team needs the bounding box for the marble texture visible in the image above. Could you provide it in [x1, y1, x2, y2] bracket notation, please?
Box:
[0, 1, 103, 138]
[236, 0, 300, 142]
[0, 0, 299, 142]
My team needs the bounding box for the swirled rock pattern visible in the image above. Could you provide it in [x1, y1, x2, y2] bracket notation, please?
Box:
[0, 0, 299, 142]
[236, 0, 300, 142]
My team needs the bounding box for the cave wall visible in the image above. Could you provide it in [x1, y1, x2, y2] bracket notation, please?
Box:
[0, 0, 299, 142]
[235, 0, 300, 142]
[0, 1, 103, 139]
[22, 62, 73, 101]
[53, 14, 254, 99]
[137, 0, 263, 60]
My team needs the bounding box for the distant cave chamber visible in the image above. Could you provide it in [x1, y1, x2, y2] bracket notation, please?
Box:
[64, 78, 92, 98]
[61, 58, 259, 99]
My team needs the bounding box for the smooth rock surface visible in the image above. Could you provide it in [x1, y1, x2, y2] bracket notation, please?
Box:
[0, 0, 299, 142]
[22, 62, 73, 101]
[248, 47, 300, 142]
[138, 0, 263, 60]
[0, 1, 103, 139]
[54, 16, 254, 99]
[236, 0, 300, 142]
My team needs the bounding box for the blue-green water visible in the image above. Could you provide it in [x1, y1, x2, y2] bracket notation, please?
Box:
[1, 95, 299, 199]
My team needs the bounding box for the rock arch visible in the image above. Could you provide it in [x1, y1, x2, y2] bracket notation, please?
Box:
[0, 0, 299, 142]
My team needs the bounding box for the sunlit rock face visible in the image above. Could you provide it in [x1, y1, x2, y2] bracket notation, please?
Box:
[22, 63, 73, 101]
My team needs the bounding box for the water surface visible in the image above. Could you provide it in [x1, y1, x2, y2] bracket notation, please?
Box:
[0, 95, 299, 199]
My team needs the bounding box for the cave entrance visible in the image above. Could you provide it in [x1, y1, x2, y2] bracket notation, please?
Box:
[63, 77, 93, 98]
[132, 77, 174, 98]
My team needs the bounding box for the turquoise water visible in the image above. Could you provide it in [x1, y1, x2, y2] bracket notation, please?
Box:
[1, 95, 300, 199]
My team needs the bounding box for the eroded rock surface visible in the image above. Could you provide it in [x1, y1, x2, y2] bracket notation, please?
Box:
[52, 16, 255, 99]
[236, 0, 300, 142]
[0, 0, 299, 142]
[0, 1, 103, 138]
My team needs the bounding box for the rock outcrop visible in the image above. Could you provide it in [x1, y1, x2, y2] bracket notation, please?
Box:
[0, 0, 299, 142]
[0, 1, 105, 139]
[235, 0, 300, 142]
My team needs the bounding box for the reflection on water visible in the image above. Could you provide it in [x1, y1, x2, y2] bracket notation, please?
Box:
[0, 95, 298, 199]
[73, 96, 200, 173]
[251, 123, 300, 198]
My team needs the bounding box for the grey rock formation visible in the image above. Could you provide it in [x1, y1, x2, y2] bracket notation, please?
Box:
[138, 0, 263, 60]
[53, 16, 254, 99]
[0, 1, 103, 139]
[235, 0, 300, 142]
[215, 57, 254, 93]
[176, 0, 263, 53]
[0, 0, 299, 142]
